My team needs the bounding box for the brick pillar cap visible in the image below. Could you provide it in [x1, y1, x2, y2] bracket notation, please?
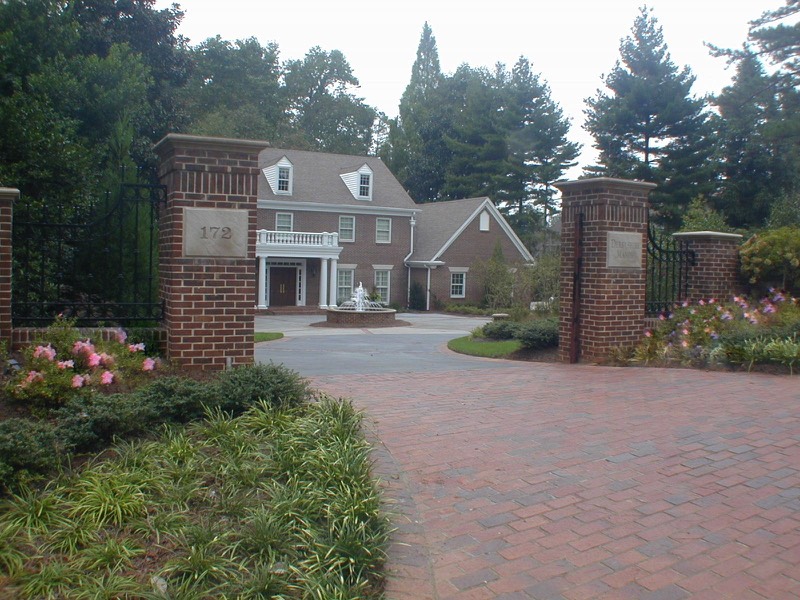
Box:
[154, 133, 271, 154]
[0, 188, 20, 200]
[554, 177, 657, 193]
[672, 231, 743, 241]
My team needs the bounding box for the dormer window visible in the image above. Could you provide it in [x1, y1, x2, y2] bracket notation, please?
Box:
[359, 173, 371, 198]
[340, 164, 373, 201]
[278, 167, 291, 192]
[263, 156, 293, 195]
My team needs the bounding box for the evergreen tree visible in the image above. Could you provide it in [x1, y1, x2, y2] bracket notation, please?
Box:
[441, 65, 516, 202]
[387, 23, 452, 202]
[584, 7, 714, 227]
[507, 57, 580, 221]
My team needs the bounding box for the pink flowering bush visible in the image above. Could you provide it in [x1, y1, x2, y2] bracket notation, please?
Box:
[6, 316, 159, 408]
[635, 290, 800, 371]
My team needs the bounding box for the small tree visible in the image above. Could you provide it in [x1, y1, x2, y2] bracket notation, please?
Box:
[679, 196, 734, 233]
[740, 226, 800, 293]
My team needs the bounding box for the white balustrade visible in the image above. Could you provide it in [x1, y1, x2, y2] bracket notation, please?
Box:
[256, 230, 339, 247]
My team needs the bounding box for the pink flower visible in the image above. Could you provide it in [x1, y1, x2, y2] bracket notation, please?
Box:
[71, 374, 85, 388]
[100, 371, 114, 385]
[698, 299, 706, 306]
[24, 370, 43, 384]
[681, 340, 689, 348]
[115, 329, 127, 344]
[73, 340, 95, 356]
[88, 353, 102, 368]
[142, 357, 156, 372]
[644, 330, 652, 338]
[98, 352, 114, 367]
[57, 360, 74, 370]
[681, 328, 689, 336]
[33, 344, 56, 361]
[128, 343, 145, 353]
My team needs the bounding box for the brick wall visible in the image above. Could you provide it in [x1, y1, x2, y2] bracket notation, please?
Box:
[0, 188, 17, 345]
[155, 134, 264, 370]
[555, 178, 654, 363]
[259, 207, 413, 306]
[673, 231, 743, 301]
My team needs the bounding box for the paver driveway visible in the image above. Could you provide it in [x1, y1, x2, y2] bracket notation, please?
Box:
[258, 315, 800, 599]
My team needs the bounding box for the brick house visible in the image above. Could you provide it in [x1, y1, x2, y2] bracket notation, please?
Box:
[256, 147, 533, 310]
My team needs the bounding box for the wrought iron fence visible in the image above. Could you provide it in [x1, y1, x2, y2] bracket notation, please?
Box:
[12, 181, 165, 327]
[646, 225, 696, 315]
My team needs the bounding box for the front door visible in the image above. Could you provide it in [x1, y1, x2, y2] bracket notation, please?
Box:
[269, 267, 296, 306]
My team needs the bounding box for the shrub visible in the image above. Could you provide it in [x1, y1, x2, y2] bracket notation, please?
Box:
[214, 363, 309, 413]
[481, 320, 521, 340]
[740, 227, 800, 293]
[516, 318, 559, 350]
[55, 393, 148, 453]
[5, 316, 160, 409]
[129, 376, 218, 424]
[0, 419, 60, 490]
[408, 282, 426, 311]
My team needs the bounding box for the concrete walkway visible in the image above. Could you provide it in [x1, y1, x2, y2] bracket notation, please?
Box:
[256, 315, 800, 599]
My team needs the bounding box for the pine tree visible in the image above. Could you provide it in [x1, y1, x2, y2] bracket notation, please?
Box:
[507, 57, 580, 221]
[387, 23, 451, 202]
[584, 7, 714, 227]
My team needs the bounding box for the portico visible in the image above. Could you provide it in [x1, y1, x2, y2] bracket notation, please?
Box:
[255, 230, 343, 310]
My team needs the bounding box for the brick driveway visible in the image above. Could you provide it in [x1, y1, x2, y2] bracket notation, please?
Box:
[311, 362, 800, 599]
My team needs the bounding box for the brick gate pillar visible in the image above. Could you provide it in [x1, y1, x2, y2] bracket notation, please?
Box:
[554, 178, 655, 363]
[155, 134, 267, 371]
[0, 188, 17, 346]
[672, 231, 743, 302]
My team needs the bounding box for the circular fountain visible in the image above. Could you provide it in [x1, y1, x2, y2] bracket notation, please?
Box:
[325, 282, 398, 327]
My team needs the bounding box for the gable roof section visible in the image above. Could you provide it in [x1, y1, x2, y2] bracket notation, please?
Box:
[409, 197, 534, 263]
[258, 148, 416, 210]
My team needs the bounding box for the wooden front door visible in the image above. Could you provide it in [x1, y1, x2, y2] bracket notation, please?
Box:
[269, 267, 296, 306]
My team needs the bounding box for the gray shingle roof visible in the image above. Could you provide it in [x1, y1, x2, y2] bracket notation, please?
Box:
[409, 197, 490, 262]
[258, 148, 417, 210]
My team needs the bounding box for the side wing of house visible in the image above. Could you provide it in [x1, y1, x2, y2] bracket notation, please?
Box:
[256, 148, 418, 310]
[408, 198, 533, 309]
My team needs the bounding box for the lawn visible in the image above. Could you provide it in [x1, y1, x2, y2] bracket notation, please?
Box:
[255, 332, 284, 343]
[447, 335, 522, 358]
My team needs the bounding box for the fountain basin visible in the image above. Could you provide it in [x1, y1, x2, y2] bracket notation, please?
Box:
[325, 307, 397, 327]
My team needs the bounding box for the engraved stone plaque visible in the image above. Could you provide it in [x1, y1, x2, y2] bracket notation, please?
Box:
[183, 208, 248, 258]
[606, 231, 642, 268]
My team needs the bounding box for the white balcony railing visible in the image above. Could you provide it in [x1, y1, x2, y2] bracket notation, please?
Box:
[256, 230, 339, 247]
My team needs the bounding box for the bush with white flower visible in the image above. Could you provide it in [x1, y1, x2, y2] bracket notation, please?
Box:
[7, 316, 159, 409]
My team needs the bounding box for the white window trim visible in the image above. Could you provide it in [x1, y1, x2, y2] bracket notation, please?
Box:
[449, 267, 468, 299]
[262, 156, 294, 196]
[339, 215, 356, 242]
[359, 172, 372, 199]
[375, 217, 392, 244]
[337, 269, 355, 304]
[275, 212, 293, 232]
[479, 211, 490, 231]
[374, 269, 391, 305]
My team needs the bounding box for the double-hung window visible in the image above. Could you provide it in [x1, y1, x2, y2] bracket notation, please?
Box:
[337, 269, 354, 304]
[374, 270, 390, 304]
[450, 272, 466, 298]
[359, 173, 371, 198]
[339, 216, 355, 242]
[275, 213, 293, 232]
[277, 167, 291, 193]
[375, 218, 391, 244]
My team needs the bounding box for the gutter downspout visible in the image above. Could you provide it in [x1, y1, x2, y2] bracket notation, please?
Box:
[403, 215, 416, 307]
[426, 266, 431, 311]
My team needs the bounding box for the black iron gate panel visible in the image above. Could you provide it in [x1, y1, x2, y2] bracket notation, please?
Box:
[646, 225, 696, 315]
[12, 182, 165, 327]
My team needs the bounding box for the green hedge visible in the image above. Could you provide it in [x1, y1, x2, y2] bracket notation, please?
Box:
[516, 318, 559, 350]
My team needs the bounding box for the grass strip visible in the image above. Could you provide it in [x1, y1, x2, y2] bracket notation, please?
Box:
[448, 335, 522, 358]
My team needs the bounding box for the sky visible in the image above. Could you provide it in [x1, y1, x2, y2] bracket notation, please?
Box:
[155, 0, 776, 176]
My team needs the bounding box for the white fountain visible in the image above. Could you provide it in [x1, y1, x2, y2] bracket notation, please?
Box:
[326, 282, 398, 326]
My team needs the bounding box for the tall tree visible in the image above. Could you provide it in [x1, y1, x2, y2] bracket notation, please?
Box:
[711, 51, 786, 227]
[507, 57, 580, 221]
[182, 36, 283, 140]
[281, 47, 377, 154]
[584, 7, 714, 227]
[387, 23, 452, 202]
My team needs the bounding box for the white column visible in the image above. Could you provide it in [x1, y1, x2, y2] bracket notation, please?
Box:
[319, 258, 329, 308]
[257, 256, 267, 309]
[329, 258, 338, 307]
